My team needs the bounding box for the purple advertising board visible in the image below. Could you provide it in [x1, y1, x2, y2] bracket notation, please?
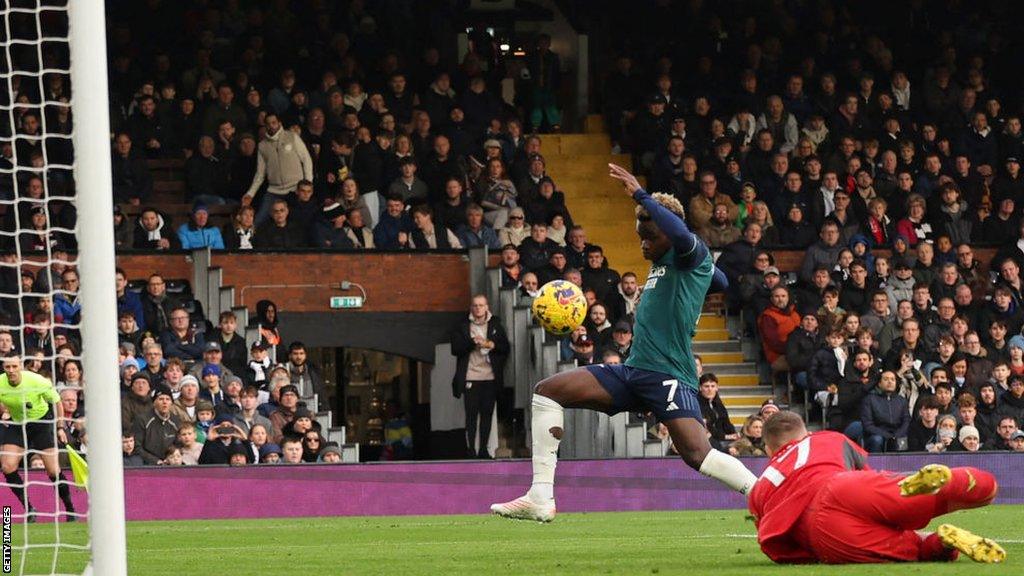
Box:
[3, 454, 1022, 522]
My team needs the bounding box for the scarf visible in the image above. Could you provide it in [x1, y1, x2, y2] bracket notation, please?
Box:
[235, 227, 254, 249]
[249, 357, 271, 382]
[146, 214, 165, 241]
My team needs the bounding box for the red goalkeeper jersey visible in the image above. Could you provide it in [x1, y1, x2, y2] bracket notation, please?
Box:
[747, 431, 869, 563]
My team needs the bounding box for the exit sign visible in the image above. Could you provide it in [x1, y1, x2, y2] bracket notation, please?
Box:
[330, 296, 364, 309]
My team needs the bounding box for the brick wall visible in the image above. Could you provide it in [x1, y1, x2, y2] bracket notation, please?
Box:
[116, 252, 471, 313]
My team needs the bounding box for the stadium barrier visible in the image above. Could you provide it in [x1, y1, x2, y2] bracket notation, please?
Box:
[3, 453, 1021, 522]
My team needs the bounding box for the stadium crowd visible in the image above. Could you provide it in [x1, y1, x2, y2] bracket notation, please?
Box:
[4, 0, 1024, 464]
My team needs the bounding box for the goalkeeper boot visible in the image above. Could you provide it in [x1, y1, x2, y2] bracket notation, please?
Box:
[490, 496, 556, 523]
[899, 463, 952, 496]
[937, 524, 1006, 563]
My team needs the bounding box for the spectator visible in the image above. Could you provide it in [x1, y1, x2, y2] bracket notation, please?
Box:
[800, 222, 844, 283]
[517, 223, 559, 272]
[698, 203, 741, 249]
[716, 223, 763, 291]
[697, 374, 738, 451]
[254, 197, 307, 249]
[373, 195, 413, 249]
[563, 226, 594, 270]
[525, 34, 562, 132]
[177, 203, 225, 250]
[785, 313, 819, 393]
[115, 268, 145, 325]
[285, 342, 322, 399]
[140, 274, 178, 335]
[808, 330, 849, 402]
[456, 204, 501, 250]
[829, 350, 880, 441]
[122, 433, 143, 467]
[269, 385, 300, 444]
[185, 136, 228, 205]
[343, 207, 375, 249]
[984, 416, 1018, 451]
[188, 341, 235, 382]
[198, 417, 253, 465]
[451, 294, 510, 458]
[202, 83, 248, 136]
[861, 370, 911, 452]
[688, 172, 737, 231]
[247, 339, 275, 387]
[313, 203, 355, 250]
[907, 397, 942, 452]
[605, 273, 641, 325]
[223, 205, 257, 250]
[244, 113, 314, 224]
[171, 376, 200, 423]
[728, 414, 766, 457]
[133, 207, 177, 251]
[204, 311, 246, 376]
[434, 177, 470, 231]
[407, 204, 461, 250]
[604, 321, 633, 362]
[280, 436, 304, 464]
[132, 386, 181, 465]
[159, 306, 205, 362]
[959, 426, 982, 452]
[176, 424, 203, 465]
[199, 364, 226, 407]
[111, 133, 152, 204]
[387, 157, 429, 205]
[758, 286, 802, 374]
[580, 246, 620, 303]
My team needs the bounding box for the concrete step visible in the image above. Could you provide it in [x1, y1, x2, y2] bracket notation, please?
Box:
[584, 114, 606, 134]
[721, 395, 772, 407]
[717, 373, 760, 386]
[698, 351, 744, 363]
[701, 362, 758, 374]
[542, 133, 611, 155]
[697, 314, 726, 329]
[694, 329, 731, 341]
[713, 385, 768, 394]
[693, 340, 741, 353]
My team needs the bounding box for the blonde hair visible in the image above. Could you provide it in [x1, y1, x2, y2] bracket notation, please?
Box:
[635, 192, 685, 220]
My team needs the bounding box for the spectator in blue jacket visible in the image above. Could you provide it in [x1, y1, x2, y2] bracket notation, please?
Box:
[177, 202, 223, 248]
[53, 268, 82, 324]
[861, 370, 910, 452]
[456, 204, 500, 249]
[177, 203, 225, 249]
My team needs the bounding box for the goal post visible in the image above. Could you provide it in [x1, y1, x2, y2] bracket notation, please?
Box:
[68, 0, 127, 574]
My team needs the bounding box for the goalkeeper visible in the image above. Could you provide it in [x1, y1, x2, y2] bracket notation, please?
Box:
[0, 353, 76, 521]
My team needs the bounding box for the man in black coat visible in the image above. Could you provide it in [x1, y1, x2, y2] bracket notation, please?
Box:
[451, 295, 510, 459]
[715, 222, 763, 302]
[254, 197, 308, 249]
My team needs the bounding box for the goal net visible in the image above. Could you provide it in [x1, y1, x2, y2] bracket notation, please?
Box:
[1, 1, 126, 574]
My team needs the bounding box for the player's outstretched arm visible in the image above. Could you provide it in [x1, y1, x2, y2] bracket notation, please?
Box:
[608, 163, 707, 266]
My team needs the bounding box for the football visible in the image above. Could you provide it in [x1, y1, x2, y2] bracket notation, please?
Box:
[531, 280, 588, 336]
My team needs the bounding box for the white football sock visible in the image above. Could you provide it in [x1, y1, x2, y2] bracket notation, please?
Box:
[526, 394, 563, 503]
[699, 448, 758, 495]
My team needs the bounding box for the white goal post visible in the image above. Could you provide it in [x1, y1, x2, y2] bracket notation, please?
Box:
[68, 0, 127, 574]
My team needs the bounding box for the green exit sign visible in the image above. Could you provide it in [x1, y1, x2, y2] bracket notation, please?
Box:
[330, 296, 364, 309]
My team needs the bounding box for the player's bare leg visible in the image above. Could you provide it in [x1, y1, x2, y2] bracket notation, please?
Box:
[1, 445, 35, 521]
[663, 418, 757, 494]
[490, 368, 615, 522]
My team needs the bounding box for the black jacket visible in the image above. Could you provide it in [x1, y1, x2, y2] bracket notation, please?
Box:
[700, 394, 736, 445]
[254, 220, 308, 249]
[451, 315, 510, 398]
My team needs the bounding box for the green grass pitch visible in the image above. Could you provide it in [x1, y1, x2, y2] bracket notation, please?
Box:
[12, 505, 1023, 575]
